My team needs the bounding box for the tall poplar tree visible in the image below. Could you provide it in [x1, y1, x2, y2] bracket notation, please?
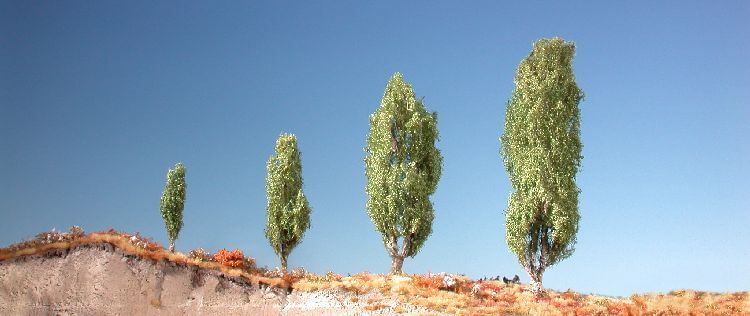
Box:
[365, 72, 442, 274]
[160, 162, 186, 253]
[265, 133, 311, 272]
[501, 38, 584, 294]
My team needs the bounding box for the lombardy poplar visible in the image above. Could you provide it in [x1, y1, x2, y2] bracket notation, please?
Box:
[365, 73, 442, 274]
[501, 38, 584, 295]
[265, 133, 311, 272]
[160, 163, 186, 253]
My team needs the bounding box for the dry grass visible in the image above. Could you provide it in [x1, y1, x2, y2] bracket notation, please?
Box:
[363, 302, 387, 311]
[2, 228, 748, 315]
[293, 272, 748, 315]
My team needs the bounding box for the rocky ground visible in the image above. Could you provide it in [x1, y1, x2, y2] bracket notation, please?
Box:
[0, 245, 441, 315]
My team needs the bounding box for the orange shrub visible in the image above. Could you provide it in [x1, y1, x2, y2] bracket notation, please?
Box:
[630, 294, 646, 309]
[412, 274, 443, 290]
[561, 289, 580, 300]
[454, 279, 475, 294]
[282, 271, 302, 286]
[498, 292, 517, 304]
[471, 282, 509, 301]
[214, 249, 244, 268]
[480, 281, 505, 293]
[605, 301, 632, 315]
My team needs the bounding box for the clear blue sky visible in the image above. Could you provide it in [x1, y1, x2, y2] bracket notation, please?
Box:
[1, 1, 748, 297]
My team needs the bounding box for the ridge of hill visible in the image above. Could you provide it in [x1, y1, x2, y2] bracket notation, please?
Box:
[1, 227, 747, 315]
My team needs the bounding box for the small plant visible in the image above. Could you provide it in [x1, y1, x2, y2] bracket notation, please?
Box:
[187, 248, 213, 262]
[257, 266, 292, 279]
[412, 274, 444, 290]
[243, 256, 257, 271]
[319, 271, 343, 282]
[213, 248, 244, 268]
[68, 226, 85, 238]
[97, 228, 122, 235]
[471, 281, 505, 299]
[123, 232, 162, 251]
[290, 266, 307, 278]
[36, 229, 65, 244]
[24, 226, 88, 248]
[300, 271, 343, 283]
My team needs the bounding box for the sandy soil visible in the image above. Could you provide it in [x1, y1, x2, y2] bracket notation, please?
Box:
[0, 244, 441, 315]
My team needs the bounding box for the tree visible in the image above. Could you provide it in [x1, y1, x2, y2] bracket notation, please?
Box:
[365, 72, 442, 274]
[265, 133, 311, 272]
[160, 162, 187, 253]
[501, 38, 584, 295]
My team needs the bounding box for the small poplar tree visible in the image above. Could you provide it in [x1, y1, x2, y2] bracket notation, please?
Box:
[501, 38, 584, 295]
[265, 133, 311, 272]
[365, 72, 442, 274]
[160, 162, 186, 253]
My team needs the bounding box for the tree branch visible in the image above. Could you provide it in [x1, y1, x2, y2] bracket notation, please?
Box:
[399, 233, 414, 258]
[540, 201, 550, 268]
[385, 235, 398, 257]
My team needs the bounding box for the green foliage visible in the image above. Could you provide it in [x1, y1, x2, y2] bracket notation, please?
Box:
[501, 38, 584, 284]
[160, 163, 186, 251]
[365, 72, 442, 270]
[265, 133, 311, 270]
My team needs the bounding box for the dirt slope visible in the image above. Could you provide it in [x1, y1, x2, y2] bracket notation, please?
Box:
[0, 244, 436, 315]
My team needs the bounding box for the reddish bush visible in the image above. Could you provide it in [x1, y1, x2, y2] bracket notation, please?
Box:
[606, 301, 632, 315]
[412, 274, 444, 290]
[412, 274, 477, 294]
[561, 289, 580, 300]
[454, 279, 476, 295]
[214, 249, 244, 268]
[630, 294, 646, 309]
[497, 292, 517, 304]
[351, 272, 377, 283]
[471, 281, 506, 299]
[481, 282, 505, 293]
[282, 271, 303, 284]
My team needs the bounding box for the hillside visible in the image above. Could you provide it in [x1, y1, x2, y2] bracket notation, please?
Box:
[1, 227, 747, 315]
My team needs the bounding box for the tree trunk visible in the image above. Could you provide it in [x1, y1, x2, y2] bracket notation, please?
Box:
[527, 268, 545, 297]
[169, 241, 175, 253]
[280, 255, 288, 273]
[390, 255, 405, 274]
